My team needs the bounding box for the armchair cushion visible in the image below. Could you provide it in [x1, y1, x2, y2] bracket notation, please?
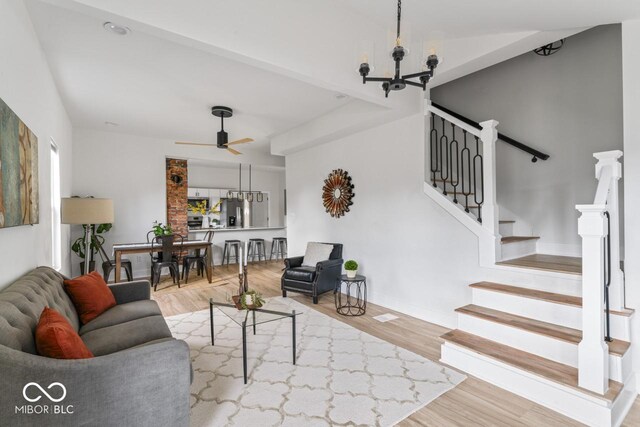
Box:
[302, 242, 334, 267]
[283, 266, 316, 282]
[79, 300, 163, 335]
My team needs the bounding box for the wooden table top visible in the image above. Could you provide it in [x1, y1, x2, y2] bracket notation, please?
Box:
[113, 240, 212, 252]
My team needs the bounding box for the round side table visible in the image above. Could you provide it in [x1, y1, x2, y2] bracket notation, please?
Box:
[335, 274, 367, 316]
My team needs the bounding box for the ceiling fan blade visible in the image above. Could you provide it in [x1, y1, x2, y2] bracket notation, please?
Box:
[175, 141, 216, 146]
[226, 147, 242, 155]
[226, 138, 254, 146]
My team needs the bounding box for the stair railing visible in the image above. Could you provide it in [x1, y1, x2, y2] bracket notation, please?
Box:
[575, 150, 623, 395]
[426, 100, 499, 239]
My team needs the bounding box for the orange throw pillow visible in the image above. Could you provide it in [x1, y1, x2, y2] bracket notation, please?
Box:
[36, 308, 94, 359]
[64, 271, 116, 324]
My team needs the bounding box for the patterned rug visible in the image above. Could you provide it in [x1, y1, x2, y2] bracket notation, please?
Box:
[166, 297, 465, 427]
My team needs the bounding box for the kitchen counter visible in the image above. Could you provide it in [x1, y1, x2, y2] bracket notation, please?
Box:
[188, 226, 285, 232]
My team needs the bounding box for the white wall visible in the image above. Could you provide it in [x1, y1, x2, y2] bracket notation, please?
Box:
[431, 25, 623, 257]
[621, 18, 640, 395]
[72, 128, 284, 277]
[0, 0, 73, 287]
[286, 113, 482, 327]
[188, 163, 285, 227]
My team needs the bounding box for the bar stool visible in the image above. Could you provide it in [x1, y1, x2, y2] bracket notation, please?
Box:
[270, 237, 288, 261]
[248, 238, 267, 263]
[222, 239, 242, 266]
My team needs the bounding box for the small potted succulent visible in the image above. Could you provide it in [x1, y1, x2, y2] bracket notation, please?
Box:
[344, 260, 358, 279]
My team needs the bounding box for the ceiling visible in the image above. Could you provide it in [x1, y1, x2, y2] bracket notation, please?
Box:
[26, 0, 352, 154]
[26, 0, 640, 157]
[344, 0, 640, 39]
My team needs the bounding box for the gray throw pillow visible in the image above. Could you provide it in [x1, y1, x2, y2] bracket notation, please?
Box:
[302, 243, 334, 267]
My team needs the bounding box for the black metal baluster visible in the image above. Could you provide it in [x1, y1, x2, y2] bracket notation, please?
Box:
[473, 135, 484, 223]
[449, 124, 460, 203]
[439, 118, 449, 195]
[604, 211, 612, 343]
[460, 130, 471, 213]
[430, 113, 438, 186]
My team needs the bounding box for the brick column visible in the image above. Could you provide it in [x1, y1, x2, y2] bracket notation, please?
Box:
[166, 158, 188, 237]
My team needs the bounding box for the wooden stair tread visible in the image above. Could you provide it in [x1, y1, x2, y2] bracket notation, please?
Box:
[440, 330, 623, 402]
[456, 304, 629, 356]
[501, 236, 540, 244]
[469, 282, 634, 317]
[499, 220, 515, 224]
[497, 254, 582, 275]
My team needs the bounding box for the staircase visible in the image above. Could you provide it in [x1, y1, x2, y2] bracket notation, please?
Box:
[424, 102, 635, 426]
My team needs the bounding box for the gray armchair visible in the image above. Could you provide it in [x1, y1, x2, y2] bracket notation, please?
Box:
[281, 243, 343, 304]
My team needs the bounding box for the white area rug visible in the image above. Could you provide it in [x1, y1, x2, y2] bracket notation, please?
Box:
[166, 297, 465, 427]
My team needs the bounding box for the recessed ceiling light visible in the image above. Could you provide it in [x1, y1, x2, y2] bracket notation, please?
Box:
[335, 93, 349, 100]
[103, 22, 130, 36]
[104, 121, 119, 127]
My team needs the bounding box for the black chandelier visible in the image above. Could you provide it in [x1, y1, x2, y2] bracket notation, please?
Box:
[358, 0, 439, 97]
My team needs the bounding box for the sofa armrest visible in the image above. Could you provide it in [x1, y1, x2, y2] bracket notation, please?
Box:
[109, 280, 151, 304]
[315, 258, 343, 294]
[0, 339, 190, 426]
[284, 256, 304, 269]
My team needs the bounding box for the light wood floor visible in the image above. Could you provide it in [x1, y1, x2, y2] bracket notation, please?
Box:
[151, 261, 640, 426]
[496, 254, 582, 275]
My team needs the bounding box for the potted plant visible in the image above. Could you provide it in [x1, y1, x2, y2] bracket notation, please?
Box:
[71, 223, 113, 273]
[152, 221, 173, 237]
[344, 260, 358, 279]
[236, 289, 265, 310]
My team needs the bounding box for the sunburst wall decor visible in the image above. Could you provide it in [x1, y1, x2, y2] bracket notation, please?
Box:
[322, 169, 355, 218]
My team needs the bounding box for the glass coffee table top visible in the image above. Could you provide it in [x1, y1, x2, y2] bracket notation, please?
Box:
[210, 298, 304, 327]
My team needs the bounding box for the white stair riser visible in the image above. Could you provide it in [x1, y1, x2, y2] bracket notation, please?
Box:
[472, 289, 631, 341]
[485, 269, 582, 297]
[457, 314, 627, 382]
[501, 240, 537, 260]
[499, 222, 514, 237]
[441, 342, 637, 427]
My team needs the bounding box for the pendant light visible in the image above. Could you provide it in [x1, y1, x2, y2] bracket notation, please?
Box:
[247, 165, 254, 202]
[236, 163, 244, 202]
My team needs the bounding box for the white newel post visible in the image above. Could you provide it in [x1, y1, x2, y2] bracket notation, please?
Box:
[576, 205, 609, 395]
[594, 151, 624, 310]
[480, 120, 500, 261]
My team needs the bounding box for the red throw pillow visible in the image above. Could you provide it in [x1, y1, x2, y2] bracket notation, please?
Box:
[36, 308, 94, 359]
[64, 271, 116, 324]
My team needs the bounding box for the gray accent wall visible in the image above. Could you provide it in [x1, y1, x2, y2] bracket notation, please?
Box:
[431, 25, 623, 256]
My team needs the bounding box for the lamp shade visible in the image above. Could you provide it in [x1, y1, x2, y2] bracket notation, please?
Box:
[61, 198, 114, 225]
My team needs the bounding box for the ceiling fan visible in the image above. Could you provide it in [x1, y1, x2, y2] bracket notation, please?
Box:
[176, 106, 253, 155]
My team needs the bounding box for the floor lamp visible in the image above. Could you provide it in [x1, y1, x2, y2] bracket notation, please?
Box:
[61, 197, 114, 275]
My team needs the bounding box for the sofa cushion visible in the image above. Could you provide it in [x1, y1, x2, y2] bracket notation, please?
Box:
[302, 243, 334, 267]
[81, 315, 173, 356]
[79, 300, 163, 335]
[64, 271, 117, 324]
[35, 308, 93, 359]
[283, 266, 316, 282]
[0, 267, 79, 354]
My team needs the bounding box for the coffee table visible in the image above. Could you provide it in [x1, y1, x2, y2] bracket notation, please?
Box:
[209, 299, 303, 384]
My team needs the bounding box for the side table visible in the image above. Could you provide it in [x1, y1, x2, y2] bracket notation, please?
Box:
[335, 274, 367, 316]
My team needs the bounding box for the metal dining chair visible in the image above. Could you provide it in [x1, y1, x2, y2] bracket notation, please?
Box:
[182, 230, 214, 284]
[150, 234, 184, 291]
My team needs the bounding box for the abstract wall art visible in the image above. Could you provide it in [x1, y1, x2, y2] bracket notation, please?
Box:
[0, 97, 39, 228]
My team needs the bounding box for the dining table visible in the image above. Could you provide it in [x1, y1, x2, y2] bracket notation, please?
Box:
[112, 240, 213, 283]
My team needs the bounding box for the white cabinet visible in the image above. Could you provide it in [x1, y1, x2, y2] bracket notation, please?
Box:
[188, 188, 207, 198]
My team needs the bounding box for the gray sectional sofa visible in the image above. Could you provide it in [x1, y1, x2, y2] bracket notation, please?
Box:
[0, 267, 191, 427]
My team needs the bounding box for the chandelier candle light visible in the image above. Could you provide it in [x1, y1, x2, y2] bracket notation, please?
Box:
[358, 0, 440, 97]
